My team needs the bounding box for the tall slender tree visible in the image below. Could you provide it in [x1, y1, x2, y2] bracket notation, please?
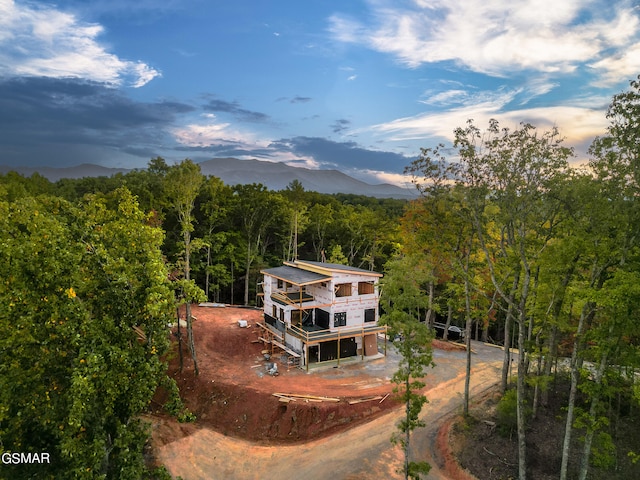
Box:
[164, 159, 206, 375]
[381, 256, 434, 480]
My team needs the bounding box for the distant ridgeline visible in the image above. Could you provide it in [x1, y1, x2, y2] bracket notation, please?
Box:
[0, 157, 417, 199]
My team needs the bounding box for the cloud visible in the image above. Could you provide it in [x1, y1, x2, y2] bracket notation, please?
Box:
[345, 168, 417, 190]
[203, 98, 270, 122]
[369, 87, 608, 160]
[172, 116, 269, 150]
[269, 136, 413, 173]
[589, 42, 640, 86]
[291, 96, 312, 104]
[0, 0, 160, 87]
[331, 118, 351, 134]
[329, 0, 640, 83]
[0, 76, 193, 167]
[276, 96, 313, 104]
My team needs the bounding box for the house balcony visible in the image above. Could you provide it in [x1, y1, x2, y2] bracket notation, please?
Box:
[263, 313, 387, 344]
[287, 322, 387, 344]
[270, 289, 315, 307]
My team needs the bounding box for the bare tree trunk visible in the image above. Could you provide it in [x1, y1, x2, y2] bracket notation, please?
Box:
[185, 231, 199, 376]
[532, 346, 543, 418]
[560, 302, 591, 480]
[404, 375, 411, 480]
[185, 302, 198, 376]
[205, 245, 211, 300]
[516, 268, 531, 480]
[425, 280, 435, 326]
[443, 303, 452, 341]
[176, 307, 183, 372]
[502, 270, 520, 393]
[578, 349, 610, 480]
[463, 267, 473, 416]
[524, 266, 539, 374]
[230, 258, 234, 304]
[542, 323, 558, 406]
[244, 241, 252, 306]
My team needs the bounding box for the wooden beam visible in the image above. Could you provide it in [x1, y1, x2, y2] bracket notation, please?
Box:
[348, 396, 383, 405]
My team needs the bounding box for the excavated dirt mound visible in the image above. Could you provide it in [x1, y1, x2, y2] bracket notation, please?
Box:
[151, 305, 402, 447]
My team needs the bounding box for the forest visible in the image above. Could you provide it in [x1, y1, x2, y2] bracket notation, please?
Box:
[1, 76, 640, 479]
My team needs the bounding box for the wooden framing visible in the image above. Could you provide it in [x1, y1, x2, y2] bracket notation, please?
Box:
[259, 260, 385, 371]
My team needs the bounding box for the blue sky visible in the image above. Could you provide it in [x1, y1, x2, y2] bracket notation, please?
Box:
[1, 0, 639, 186]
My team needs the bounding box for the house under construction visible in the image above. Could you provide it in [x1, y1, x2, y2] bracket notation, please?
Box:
[258, 260, 387, 371]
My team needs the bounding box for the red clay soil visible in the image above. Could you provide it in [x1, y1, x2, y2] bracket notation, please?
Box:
[435, 418, 479, 480]
[148, 305, 487, 480]
[151, 305, 402, 447]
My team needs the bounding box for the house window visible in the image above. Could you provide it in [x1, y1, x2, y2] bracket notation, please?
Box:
[334, 312, 347, 327]
[364, 308, 376, 323]
[277, 278, 284, 289]
[315, 309, 330, 329]
[272, 305, 277, 318]
[335, 283, 352, 297]
[358, 281, 375, 295]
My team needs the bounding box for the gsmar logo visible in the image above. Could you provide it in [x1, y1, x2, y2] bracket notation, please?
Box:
[1, 452, 51, 464]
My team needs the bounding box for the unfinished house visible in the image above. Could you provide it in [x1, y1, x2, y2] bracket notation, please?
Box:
[259, 260, 386, 371]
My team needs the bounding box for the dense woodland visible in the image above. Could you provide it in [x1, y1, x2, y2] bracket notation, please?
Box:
[2, 77, 640, 479]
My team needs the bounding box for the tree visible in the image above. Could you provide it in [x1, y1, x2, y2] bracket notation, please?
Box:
[408, 119, 572, 480]
[197, 176, 234, 302]
[385, 310, 433, 480]
[0, 188, 183, 479]
[558, 75, 640, 480]
[381, 256, 434, 479]
[232, 184, 280, 305]
[308, 202, 334, 261]
[164, 159, 206, 375]
[282, 180, 308, 261]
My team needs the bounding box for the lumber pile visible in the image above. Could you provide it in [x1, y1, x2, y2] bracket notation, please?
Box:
[272, 393, 340, 403]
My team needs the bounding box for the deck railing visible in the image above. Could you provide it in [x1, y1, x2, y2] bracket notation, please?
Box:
[287, 322, 387, 344]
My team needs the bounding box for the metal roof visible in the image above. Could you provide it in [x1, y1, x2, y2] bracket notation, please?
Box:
[291, 260, 382, 277]
[261, 265, 331, 286]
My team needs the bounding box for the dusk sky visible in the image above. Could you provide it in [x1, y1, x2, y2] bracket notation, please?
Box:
[1, 0, 639, 186]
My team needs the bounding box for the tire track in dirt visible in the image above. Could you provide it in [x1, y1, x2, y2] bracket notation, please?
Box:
[155, 353, 503, 479]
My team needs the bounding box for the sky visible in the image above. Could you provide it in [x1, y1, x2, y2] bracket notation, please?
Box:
[1, 0, 640, 186]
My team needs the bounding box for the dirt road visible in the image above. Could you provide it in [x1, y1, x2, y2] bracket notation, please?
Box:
[156, 340, 504, 480]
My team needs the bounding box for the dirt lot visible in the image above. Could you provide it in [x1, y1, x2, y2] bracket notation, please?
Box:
[149, 305, 504, 479]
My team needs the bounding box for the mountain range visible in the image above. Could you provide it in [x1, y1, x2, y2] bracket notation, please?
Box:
[1, 158, 417, 199]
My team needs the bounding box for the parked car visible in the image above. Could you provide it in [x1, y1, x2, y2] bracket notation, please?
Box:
[433, 322, 464, 341]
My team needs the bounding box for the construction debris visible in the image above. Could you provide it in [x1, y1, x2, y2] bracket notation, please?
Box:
[272, 393, 340, 403]
[265, 362, 279, 376]
[347, 396, 383, 405]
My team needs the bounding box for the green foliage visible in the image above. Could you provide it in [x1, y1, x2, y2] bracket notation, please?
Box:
[590, 431, 616, 469]
[0, 189, 179, 479]
[496, 389, 519, 436]
[327, 244, 348, 265]
[383, 304, 434, 479]
[380, 254, 432, 319]
[407, 461, 431, 479]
